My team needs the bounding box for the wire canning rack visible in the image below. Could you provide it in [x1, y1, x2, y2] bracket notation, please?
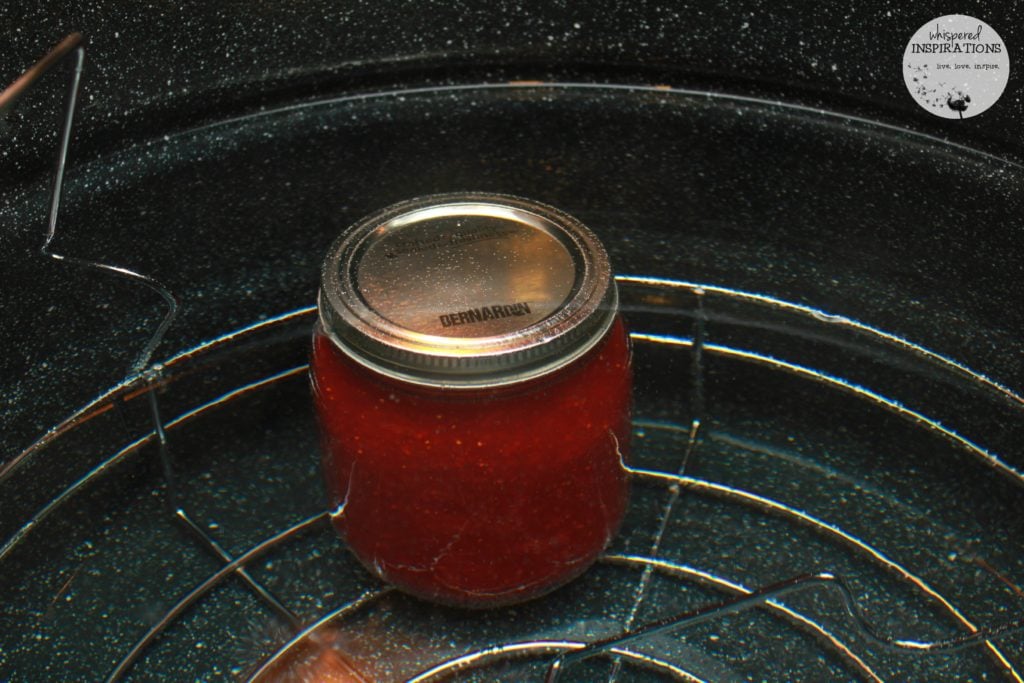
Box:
[2, 35, 1024, 683]
[3, 280, 1024, 682]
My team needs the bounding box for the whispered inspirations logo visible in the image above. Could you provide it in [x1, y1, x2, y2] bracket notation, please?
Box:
[903, 15, 1010, 119]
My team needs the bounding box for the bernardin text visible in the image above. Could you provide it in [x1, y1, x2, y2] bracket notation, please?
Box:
[439, 302, 532, 327]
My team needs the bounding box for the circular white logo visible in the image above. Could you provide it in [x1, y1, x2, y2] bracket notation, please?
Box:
[903, 15, 1010, 119]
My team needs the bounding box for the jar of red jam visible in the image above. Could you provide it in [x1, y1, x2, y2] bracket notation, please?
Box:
[311, 193, 631, 608]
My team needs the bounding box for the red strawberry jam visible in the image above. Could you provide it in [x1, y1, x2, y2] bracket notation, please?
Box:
[311, 194, 631, 607]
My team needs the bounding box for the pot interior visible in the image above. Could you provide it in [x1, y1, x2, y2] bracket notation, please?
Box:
[1, 82, 1022, 681]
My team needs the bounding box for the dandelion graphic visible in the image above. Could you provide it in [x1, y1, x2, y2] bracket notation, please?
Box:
[946, 89, 971, 119]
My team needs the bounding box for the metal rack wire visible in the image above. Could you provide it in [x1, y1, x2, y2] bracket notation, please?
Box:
[3, 34, 1023, 682]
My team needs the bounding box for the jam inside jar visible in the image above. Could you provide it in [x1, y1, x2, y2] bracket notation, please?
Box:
[311, 193, 632, 607]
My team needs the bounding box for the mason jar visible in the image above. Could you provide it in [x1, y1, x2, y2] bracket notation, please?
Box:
[311, 193, 632, 607]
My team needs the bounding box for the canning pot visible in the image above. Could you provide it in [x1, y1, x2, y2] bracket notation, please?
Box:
[1, 3, 1022, 681]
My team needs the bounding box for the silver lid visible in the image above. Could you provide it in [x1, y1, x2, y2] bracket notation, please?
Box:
[318, 193, 617, 388]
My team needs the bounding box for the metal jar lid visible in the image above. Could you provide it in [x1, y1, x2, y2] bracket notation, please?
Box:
[318, 193, 618, 388]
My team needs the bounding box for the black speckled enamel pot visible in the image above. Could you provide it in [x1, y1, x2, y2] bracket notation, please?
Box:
[1, 3, 1022, 681]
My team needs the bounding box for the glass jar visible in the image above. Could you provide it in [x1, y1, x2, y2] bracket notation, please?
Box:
[311, 193, 632, 607]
